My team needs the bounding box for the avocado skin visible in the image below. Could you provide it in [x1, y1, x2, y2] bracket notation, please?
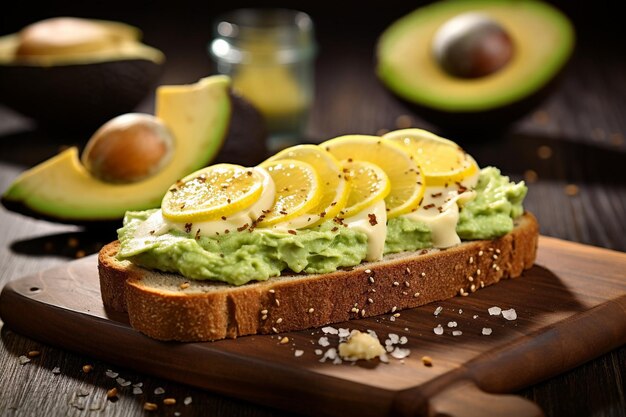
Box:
[1, 91, 268, 226]
[0, 59, 163, 132]
[215, 90, 269, 166]
[387, 71, 565, 136]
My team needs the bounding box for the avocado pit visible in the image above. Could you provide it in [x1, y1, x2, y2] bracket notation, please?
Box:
[82, 113, 174, 184]
[16, 17, 118, 57]
[432, 12, 514, 79]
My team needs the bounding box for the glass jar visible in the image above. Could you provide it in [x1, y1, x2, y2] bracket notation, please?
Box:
[209, 9, 317, 152]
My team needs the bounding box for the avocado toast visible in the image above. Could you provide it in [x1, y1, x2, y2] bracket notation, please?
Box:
[99, 129, 538, 341]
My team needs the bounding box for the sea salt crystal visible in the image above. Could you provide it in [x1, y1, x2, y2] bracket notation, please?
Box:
[433, 325, 444, 335]
[386, 345, 394, 353]
[52, 367, 61, 375]
[388, 333, 400, 344]
[390, 347, 411, 359]
[319, 348, 338, 363]
[473, 315, 479, 319]
[105, 370, 119, 378]
[452, 330, 463, 336]
[184, 396, 192, 405]
[389, 316, 396, 322]
[318, 336, 330, 347]
[434, 306, 443, 316]
[18, 355, 31, 365]
[482, 327, 493, 336]
[322, 326, 338, 335]
[338, 328, 351, 338]
[488, 306, 502, 316]
[399, 336, 408, 345]
[502, 308, 517, 321]
[132, 387, 143, 395]
[447, 321, 457, 328]
[314, 349, 323, 355]
[294, 350, 304, 357]
[154, 387, 165, 395]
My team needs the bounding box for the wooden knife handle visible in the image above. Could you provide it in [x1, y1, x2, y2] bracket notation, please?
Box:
[427, 380, 544, 417]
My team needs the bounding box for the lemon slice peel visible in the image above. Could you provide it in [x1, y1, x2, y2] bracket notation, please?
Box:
[340, 159, 391, 219]
[321, 135, 425, 218]
[161, 163, 265, 223]
[265, 144, 349, 227]
[257, 158, 322, 227]
[384, 128, 479, 187]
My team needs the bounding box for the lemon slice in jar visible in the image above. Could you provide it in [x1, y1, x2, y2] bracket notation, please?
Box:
[384, 128, 478, 186]
[257, 159, 322, 226]
[265, 144, 349, 226]
[341, 160, 391, 218]
[320, 135, 425, 218]
[161, 164, 265, 222]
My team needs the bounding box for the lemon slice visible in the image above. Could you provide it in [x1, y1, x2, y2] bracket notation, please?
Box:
[265, 144, 349, 226]
[162, 164, 265, 222]
[257, 159, 322, 226]
[383, 128, 479, 186]
[320, 135, 425, 218]
[341, 160, 391, 218]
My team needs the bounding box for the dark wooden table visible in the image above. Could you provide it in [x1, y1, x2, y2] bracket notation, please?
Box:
[1, 1, 624, 416]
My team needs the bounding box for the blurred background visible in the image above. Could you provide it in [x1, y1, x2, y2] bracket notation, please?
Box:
[1, 0, 624, 142]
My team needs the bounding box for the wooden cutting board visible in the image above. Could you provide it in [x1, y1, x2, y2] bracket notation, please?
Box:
[1, 236, 625, 417]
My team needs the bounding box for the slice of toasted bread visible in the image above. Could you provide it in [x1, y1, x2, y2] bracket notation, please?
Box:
[98, 212, 538, 341]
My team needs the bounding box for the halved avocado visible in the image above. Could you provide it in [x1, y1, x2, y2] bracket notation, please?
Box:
[1, 75, 268, 224]
[0, 17, 165, 131]
[376, 0, 575, 132]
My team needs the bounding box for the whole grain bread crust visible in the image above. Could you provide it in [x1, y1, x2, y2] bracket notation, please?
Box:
[98, 212, 539, 341]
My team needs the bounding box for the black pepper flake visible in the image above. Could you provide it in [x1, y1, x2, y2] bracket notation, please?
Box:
[237, 223, 249, 232]
[319, 211, 327, 218]
[224, 229, 230, 234]
[331, 227, 339, 232]
[169, 188, 178, 193]
[423, 203, 436, 210]
[247, 171, 253, 176]
[431, 192, 442, 198]
[185, 223, 192, 233]
[195, 229, 201, 240]
[149, 230, 155, 235]
[279, 210, 288, 215]
[368, 213, 378, 226]
[221, 216, 227, 221]
[288, 230, 297, 235]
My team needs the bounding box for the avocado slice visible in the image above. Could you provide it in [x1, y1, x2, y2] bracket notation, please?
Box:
[0, 17, 165, 130]
[376, 0, 574, 131]
[1, 75, 267, 224]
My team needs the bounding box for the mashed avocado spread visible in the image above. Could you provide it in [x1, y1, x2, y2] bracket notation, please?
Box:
[117, 167, 526, 285]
